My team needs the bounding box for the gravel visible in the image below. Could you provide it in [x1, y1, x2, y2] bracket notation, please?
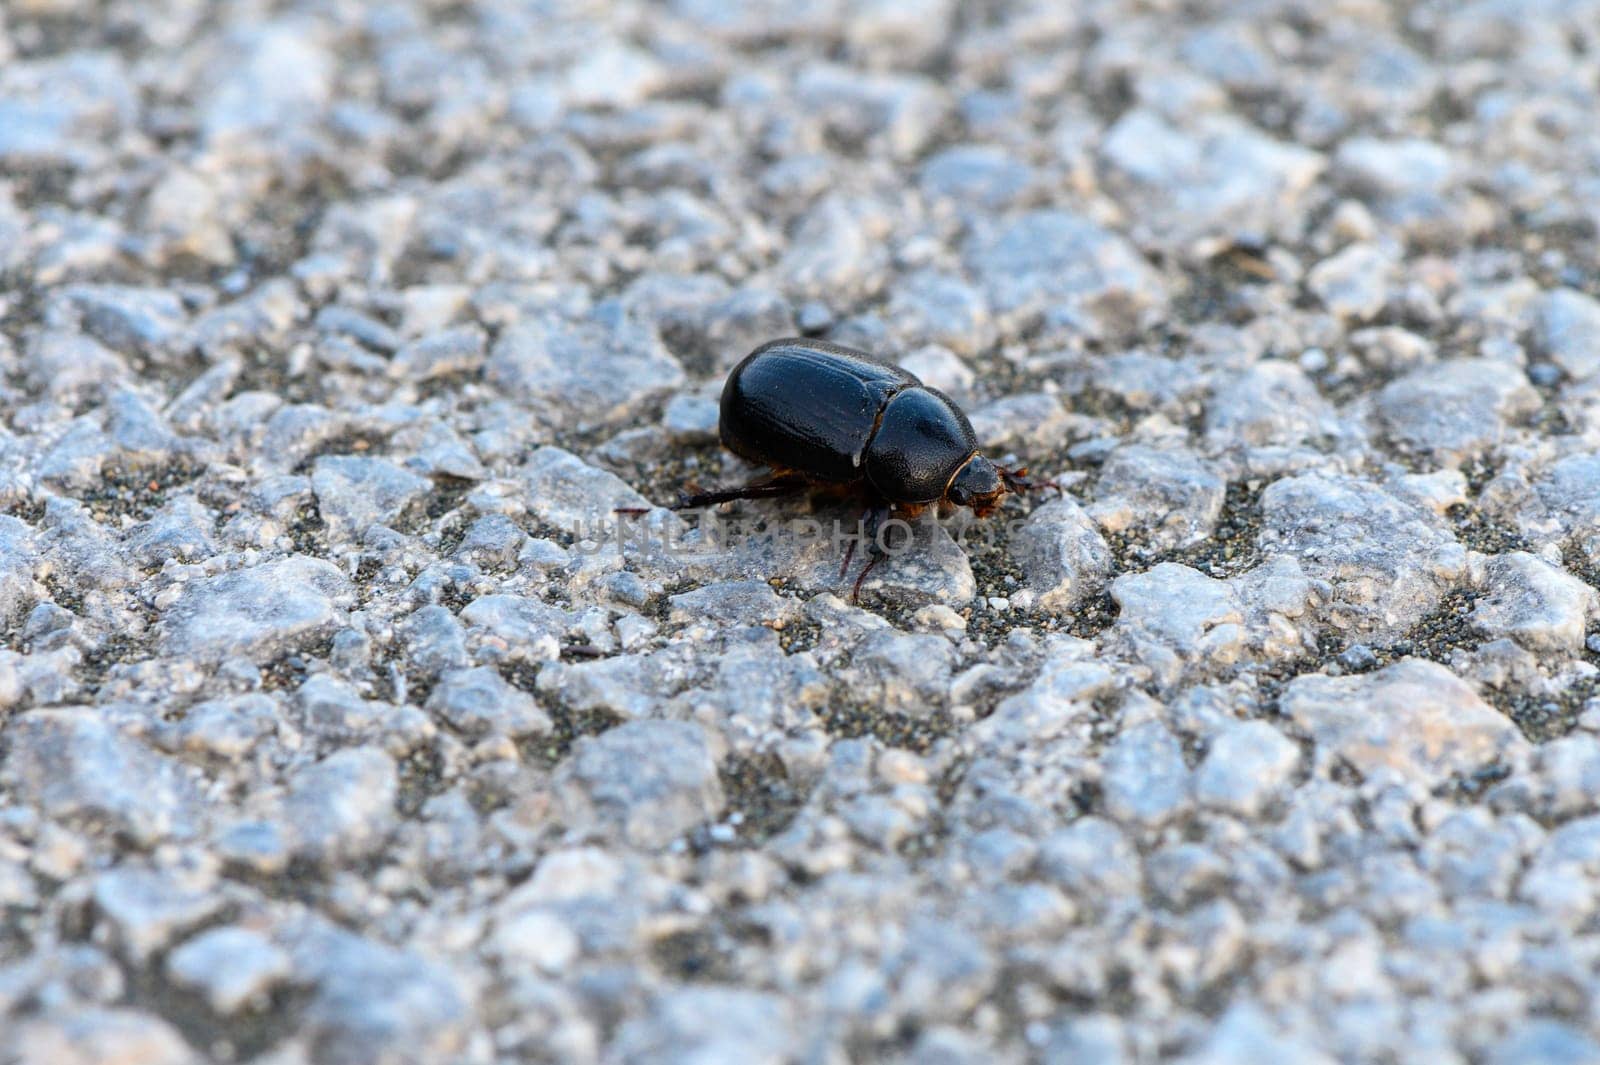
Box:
[3, 1, 1600, 1061]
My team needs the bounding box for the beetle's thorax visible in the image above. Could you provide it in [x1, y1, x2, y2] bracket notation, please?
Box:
[863, 387, 981, 503]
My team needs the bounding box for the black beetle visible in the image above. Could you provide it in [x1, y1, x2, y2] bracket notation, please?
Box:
[671, 338, 1045, 595]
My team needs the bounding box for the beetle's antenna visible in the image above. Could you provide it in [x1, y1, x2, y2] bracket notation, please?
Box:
[1000, 465, 1059, 495]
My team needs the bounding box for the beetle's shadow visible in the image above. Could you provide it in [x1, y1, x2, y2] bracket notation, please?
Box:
[671, 492, 977, 607]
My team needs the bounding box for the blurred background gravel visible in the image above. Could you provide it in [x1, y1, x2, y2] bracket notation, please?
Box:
[2, 0, 1600, 1061]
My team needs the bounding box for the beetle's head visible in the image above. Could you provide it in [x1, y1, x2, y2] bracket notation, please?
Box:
[947, 454, 1005, 516]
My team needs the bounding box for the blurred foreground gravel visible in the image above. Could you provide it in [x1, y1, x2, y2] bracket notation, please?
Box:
[2, 1, 1600, 1062]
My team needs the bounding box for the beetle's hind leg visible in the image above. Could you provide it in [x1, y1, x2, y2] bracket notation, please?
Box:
[671, 473, 808, 510]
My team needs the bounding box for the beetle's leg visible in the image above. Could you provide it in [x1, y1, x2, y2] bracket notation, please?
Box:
[671, 475, 806, 510]
[848, 504, 893, 602]
[836, 503, 877, 580]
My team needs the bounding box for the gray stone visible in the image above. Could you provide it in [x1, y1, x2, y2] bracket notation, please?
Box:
[63, 285, 188, 356]
[395, 421, 486, 481]
[166, 927, 293, 1015]
[34, 419, 116, 490]
[452, 513, 527, 569]
[1349, 326, 1435, 372]
[1177, 1003, 1336, 1065]
[1530, 455, 1600, 566]
[142, 166, 234, 266]
[1101, 721, 1192, 827]
[5, 1007, 199, 1065]
[856, 516, 977, 608]
[1375, 359, 1539, 462]
[612, 988, 797, 1065]
[919, 145, 1036, 209]
[1010, 498, 1115, 610]
[1101, 111, 1323, 251]
[316, 305, 400, 352]
[897, 345, 975, 398]
[696, 286, 796, 373]
[1334, 137, 1457, 201]
[531, 652, 654, 738]
[1037, 817, 1143, 904]
[1532, 288, 1600, 381]
[1194, 721, 1301, 816]
[884, 271, 996, 357]
[519, 446, 664, 530]
[390, 325, 487, 381]
[795, 65, 944, 159]
[23, 330, 128, 399]
[966, 392, 1071, 453]
[883, 918, 997, 1020]
[667, 580, 800, 628]
[109, 392, 186, 470]
[964, 209, 1165, 335]
[1283, 659, 1527, 786]
[1112, 563, 1245, 682]
[1520, 815, 1600, 922]
[555, 721, 724, 848]
[661, 393, 720, 443]
[156, 694, 279, 761]
[564, 44, 665, 109]
[1486, 1020, 1600, 1065]
[254, 406, 351, 473]
[459, 594, 573, 663]
[0, 710, 201, 845]
[1306, 243, 1394, 321]
[1205, 362, 1335, 448]
[1090, 445, 1225, 552]
[278, 747, 398, 865]
[1332, 136, 1465, 237]
[1522, 735, 1600, 819]
[292, 925, 471, 1065]
[202, 22, 333, 142]
[777, 196, 892, 303]
[312, 455, 431, 541]
[295, 674, 390, 740]
[1260, 474, 1465, 640]
[0, 517, 39, 626]
[396, 604, 471, 676]
[0, 99, 82, 170]
[91, 867, 223, 964]
[123, 496, 218, 566]
[161, 556, 354, 661]
[1471, 552, 1597, 655]
[189, 280, 301, 357]
[844, 630, 956, 714]
[427, 666, 551, 738]
[488, 309, 685, 433]
[486, 905, 579, 974]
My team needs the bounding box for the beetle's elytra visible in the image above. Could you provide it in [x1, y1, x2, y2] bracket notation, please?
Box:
[672, 338, 1043, 595]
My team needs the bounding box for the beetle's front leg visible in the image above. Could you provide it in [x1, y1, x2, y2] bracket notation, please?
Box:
[848, 503, 894, 602]
[837, 501, 881, 580]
